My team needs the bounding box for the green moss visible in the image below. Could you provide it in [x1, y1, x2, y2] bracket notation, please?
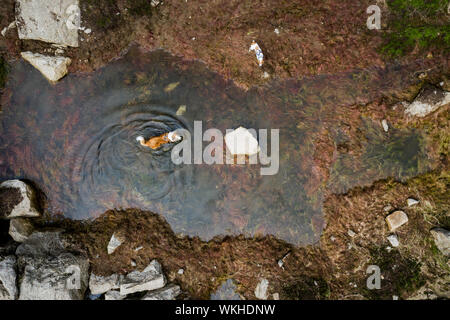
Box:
[381, 0, 449, 57]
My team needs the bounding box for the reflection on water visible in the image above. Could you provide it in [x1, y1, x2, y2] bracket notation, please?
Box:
[0, 47, 433, 245]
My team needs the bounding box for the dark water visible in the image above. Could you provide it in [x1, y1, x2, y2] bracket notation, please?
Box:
[0, 47, 434, 245]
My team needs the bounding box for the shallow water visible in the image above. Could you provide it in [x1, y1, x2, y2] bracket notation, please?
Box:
[0, 47, 433, 245]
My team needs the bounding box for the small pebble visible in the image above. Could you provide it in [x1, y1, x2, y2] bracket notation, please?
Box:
[407, 198, 419, 207]
[387, 234, 399, 247]
[178, 268, 184, 275]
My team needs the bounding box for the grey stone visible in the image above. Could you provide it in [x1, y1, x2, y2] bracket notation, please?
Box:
[255, 278, 269, 300]
[89, 273, 121, 295]
[430, 228, 450, 256]
[104, 290, 126, 300]
[0, 256, 17, 300]
[404, 86, 450, 117]
[385, 211, 408, 232]
[9, 218, 34, 243]
[16, 231, 66, 258]
[21, 52, 71, 83]
[18, 253, 89, 300]
[15, 0, 80, 47]
[107, 232, 124, 255]
[120, 260, 166, 295]
[142, 284, 181, 300]
[0, 180, 40, 218]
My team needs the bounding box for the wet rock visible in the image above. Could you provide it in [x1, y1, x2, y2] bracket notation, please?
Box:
[104, 290, 126, 300]
[21, 52, 71, 83]
[142, 284, 181, 300]
[387, 234, 399, 247]
[255, 278, 269, 300]
[430, 228, 450, 256]
[225, 127, 259, 156]
[89, 273, 121, 295]
[107, 232, 125, 255]
[9, 218, 34, 243]
[120, 260, 166, 295]
[16, 232, 88, 300]
[404, 86, 450, 117]
[385, 211, 408, 232]
[210, 279, 241, 300]
[407, 198, 419, 207]
[15, 0, 80, 47]
[0, 180, 40, 219]
[0, 255, 17, 300]
[176, 105, 186, 116]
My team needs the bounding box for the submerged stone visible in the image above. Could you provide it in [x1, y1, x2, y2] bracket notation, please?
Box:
[21, 52, 71, 83]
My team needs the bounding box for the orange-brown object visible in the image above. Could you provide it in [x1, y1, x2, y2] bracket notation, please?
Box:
[137, 133, 171, 150]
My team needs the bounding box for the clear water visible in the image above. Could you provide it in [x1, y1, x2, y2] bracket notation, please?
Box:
[0, 47, 432, 245]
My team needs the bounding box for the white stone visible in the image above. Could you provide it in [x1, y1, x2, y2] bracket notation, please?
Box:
[15, 0, 80, 47]
[387, 234, 399, 247]
[18, 254, 89, 300]
[104, 290, 126, 300]
[347, 229, 356, 237]
[273, 293, 279, 300]
[385, 211, 408, 232]
[225, 127, 259, 156]
[1, 21, 16, 37]
[142, 284, 181, 300]
[84, 28, 91, 34]
[404, 87, 450, 117]
[254, 278, 269, 300]
[274, 28, 280, 35]
[176, 105, 187, 116]
[407, 198, 419, 207]
[21, 52, 71, 83]
[151, 0, 160, 7]
[177, 268, 184, 275]
[120, 260, 166, 295]
[107, 233, 124, 255]
[381, 119, 388, 132]
[0, 180, 40, 218]
[9, 218, 34, 243]
[430, 228, 450, 256]
[89, 273, 120, 295]
[0, 256, 17, 300]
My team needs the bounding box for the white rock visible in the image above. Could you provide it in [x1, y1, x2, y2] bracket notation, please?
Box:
[0, 256, 17, 300]
[1, 21, 16, 37]
[89, 273, 120, 295]
[254, 278, 269, 300]
[84, 28, 91, 34]
[407, 198, 419, 207]
[381, 119, 389, 132]
[225, 127, 259, 156]
[177, 268, 184, 275]
[274, 28, 280, 35]
[404, 87, 450, 117]
[104, 290, 126, 300]
[107, 233, 124, 255]
[9, 218, 34, 243]
[0, 180, 40, 218]
[15, 0, 80, 47]
[273, 292, 280, 300]
[176, 105, 186, 116]
[18, 254, 89, 300]
[387, 234, 400, 247]
[120, 260, 166, 295]
[430, 228, 450, 256]
[385, 211, 408, 232]
[347, 229, 356, 237]
[151, 0, 160, 7]
[21, 52, 71, 83]
[142, 284, 181, 300]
